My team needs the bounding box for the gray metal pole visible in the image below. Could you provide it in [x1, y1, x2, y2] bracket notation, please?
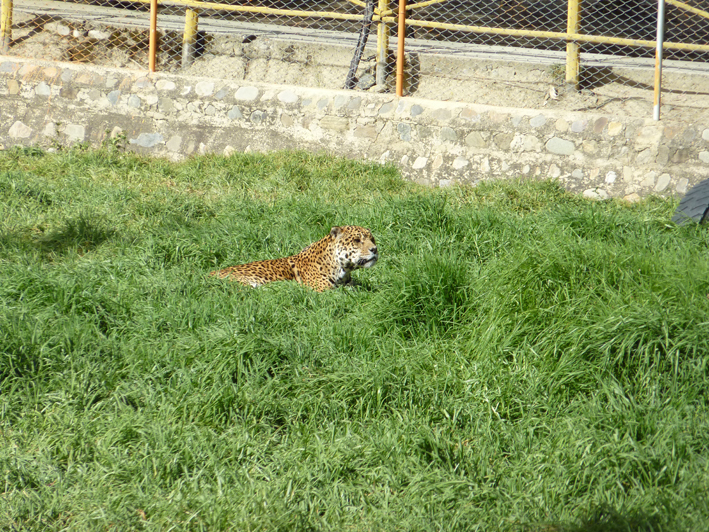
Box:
[653, 0, 666, 121]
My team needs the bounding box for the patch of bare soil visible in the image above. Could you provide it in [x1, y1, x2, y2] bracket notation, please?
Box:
[10, 13, 150, 69]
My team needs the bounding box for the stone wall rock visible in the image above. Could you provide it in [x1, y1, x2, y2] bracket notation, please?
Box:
[2, 56, 708, 199]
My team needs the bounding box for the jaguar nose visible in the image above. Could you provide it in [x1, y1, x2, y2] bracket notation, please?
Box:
[370, 246, 378, 254]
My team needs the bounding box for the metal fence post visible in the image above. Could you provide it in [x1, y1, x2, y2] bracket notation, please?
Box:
[376, 0, 389, 87]
[654, 0, 666, 121]
[566, 0, 581, 90]
[183, 8, 199, 68]
[149, 0, 157, 72]
[0, 0, 11, 54]
[396, 0, 406, 96]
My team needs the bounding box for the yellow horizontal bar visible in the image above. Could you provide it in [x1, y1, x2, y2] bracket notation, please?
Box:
[405, 0, 449, 12]
[131, 0, 366, 22]
[403, 18, 709, 53]
[666, 0, 709, 22]
[381, 0, 709, 28]
[380, 0, 447, 17]
[344, 0, 367, 10]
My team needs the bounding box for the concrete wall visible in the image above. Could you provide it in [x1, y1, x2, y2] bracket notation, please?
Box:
[2, 55, 709, 199]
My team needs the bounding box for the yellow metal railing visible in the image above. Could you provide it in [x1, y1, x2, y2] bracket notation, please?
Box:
[136, 0, 709, 116]
[182, 7, 199, 68]
[133, 0, 369, 23]
[376, 0, 390, 87]
[0, 0, 11, 54]
[134, 0, 709, 50]
[566, 0, 580, 89]
[6, 0, 709, 117]
[666, 0, 709, 21]
[141, 0, 709, 67]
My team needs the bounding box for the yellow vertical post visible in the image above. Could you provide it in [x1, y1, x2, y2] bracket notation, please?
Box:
[182, 8, 199, 68]
[396, 0, 406, 96]
[1, 0, 12, 54]
[376, 0, 390, 86]
[149, 0, 157, 72]
[566, 0, 581, 90]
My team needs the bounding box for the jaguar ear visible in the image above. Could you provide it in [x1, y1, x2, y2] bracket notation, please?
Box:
[330, 226, 343, 239]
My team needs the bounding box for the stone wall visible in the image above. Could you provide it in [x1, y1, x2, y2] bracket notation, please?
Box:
[2, 55, 708, 199]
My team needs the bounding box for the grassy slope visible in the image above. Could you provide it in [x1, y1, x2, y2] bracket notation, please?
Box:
[1, 146, 708, 531]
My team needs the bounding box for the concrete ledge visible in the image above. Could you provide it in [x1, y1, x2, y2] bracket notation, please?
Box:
[2, 56, 708, 199]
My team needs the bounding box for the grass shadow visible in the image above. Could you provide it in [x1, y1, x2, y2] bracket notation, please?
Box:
[36, 213, 116, 256]
[344, 277, 379, 292]
[530, 504, 669, 532]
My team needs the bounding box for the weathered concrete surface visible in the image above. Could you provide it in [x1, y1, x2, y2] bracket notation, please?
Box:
[1, 56, 708, 199]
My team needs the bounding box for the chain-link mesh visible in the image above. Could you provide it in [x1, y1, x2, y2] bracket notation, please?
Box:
[661, 1, 709, 114]
[401, 0, 709, 118]
[153, 0, 366, 86]
[4, 1, 709, 119]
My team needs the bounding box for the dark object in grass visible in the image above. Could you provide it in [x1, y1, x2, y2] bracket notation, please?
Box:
[211, 225, 378, 291]
[672, 177, 709, 226]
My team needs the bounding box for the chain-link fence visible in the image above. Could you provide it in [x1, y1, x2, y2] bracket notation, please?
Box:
[6, 0, 153, 68]
[3, 0, 709, 120]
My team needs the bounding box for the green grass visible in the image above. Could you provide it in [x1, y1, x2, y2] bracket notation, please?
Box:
[1, 145, 708, 531]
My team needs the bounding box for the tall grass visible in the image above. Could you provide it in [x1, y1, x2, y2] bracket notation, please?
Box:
[1, 146, 708, 531]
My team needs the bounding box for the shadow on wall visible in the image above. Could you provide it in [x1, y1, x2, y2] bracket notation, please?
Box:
[579, 66, 709, 98]
[404, 52, 421, 96]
